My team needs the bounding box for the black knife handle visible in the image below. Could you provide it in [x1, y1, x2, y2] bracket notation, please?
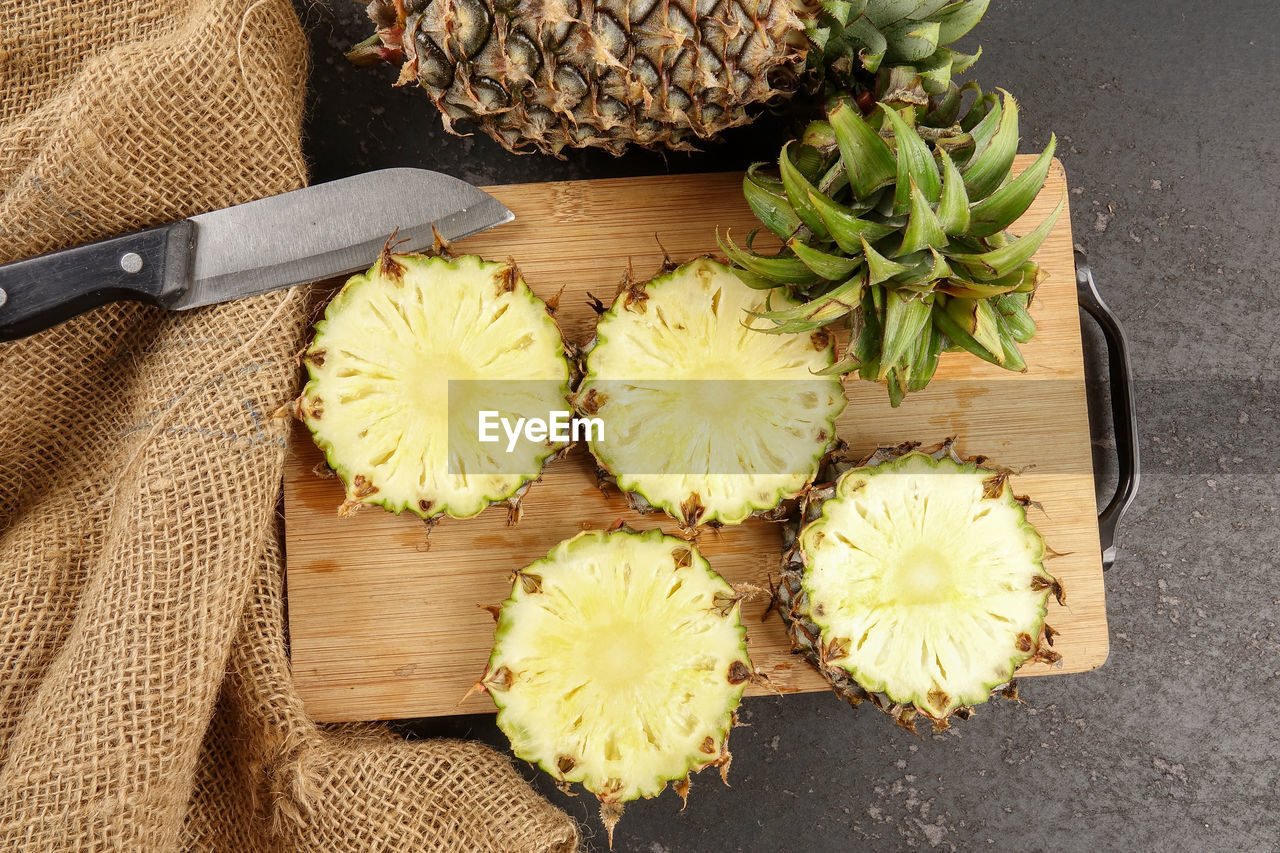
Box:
[0, 220, 195, 342]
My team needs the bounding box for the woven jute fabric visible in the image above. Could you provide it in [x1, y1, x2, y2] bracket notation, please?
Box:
[0, 0, 579, 849]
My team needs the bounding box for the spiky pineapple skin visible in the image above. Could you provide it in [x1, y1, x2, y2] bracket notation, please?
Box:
[399, 0, 805, 155]
[352, 0, 989, 156]
[777, 440, 1064, 733]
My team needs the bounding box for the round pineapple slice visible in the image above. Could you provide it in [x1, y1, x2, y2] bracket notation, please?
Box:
[481, 528, 751, 846]
[778, 441, 1064, 732]
[572, 258, 846, 528]
[299, 252, 570, 520]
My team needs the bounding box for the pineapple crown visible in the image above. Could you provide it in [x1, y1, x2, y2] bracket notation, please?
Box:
[802, 0, 990, 107]
[722, 87, 1063, 406]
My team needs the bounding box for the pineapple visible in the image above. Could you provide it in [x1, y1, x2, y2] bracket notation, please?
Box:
[479, 527, 752, 845]
[570, 257, 846, 529]
[347, 0, 989, 155]
[297, 250, 571, 521]
[726, 88, 1063, 405]
[777, 440, 1064, 732]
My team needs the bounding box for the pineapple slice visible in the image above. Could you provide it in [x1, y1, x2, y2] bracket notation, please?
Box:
[481, 528, 751, 845]
[572, 258, 846, 528]
[779, 441, 1064, 732]
[299, 252, 570, 520]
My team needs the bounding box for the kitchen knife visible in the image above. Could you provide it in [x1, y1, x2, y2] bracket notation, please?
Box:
[0, 168, 514, 342]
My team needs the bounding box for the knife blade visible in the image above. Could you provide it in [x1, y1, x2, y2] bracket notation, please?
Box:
[0, 168, 514, 342]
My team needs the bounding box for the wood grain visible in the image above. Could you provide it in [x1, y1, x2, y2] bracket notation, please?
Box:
[284, 160, 1108, 722]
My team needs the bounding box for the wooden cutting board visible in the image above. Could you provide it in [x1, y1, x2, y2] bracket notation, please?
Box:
[283, 160, 1108, 722]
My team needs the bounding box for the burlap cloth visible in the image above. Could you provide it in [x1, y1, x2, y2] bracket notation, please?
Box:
[0, 0, 580, 849]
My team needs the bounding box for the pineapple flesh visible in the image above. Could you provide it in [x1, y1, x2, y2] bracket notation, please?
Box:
[350, 0, 989, 155]
[572, 258, 846, 528]
[482, 528, 751, 844]
[779, 441, 1063, 731]
[299, 252, 571, 520]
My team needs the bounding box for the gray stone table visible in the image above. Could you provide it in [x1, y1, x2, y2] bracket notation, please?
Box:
[295, 0, 1280, 849]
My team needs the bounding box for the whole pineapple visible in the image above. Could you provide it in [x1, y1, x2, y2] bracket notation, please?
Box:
[348, 0, 988, 155]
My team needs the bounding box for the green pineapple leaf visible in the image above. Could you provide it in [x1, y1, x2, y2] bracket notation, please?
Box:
[993, 309, 1027, 371]
[859, 284, 886, 381]
[930, 300, 1002, 366]
[788, 238, 865, 279]
[743, 166, 802, 241]
[883, 19, 942, 63]
[963, 90, 1019, 200]
[996, 291, 1037, 341]
[879, 290, 934, 379]
[946, 197, 1064, 279]
[882, 104, 941, 210]
[863, 235, 915, 285]
[968, 134, 1057, 236]
[936, 275, 1021, 299]
[730, 266, 793, 291]
[908, 0, 956, 22]
[831, 102, 897, 197]
[719, 231, 823, 286]
[779, 142, 831, 240]
[935, 148, 971, 234]
[936, 0, 990, 42]
[750, 274, 864, 330]
[809, 190, 896, 253]
[822, 0, 856, 27]
[864, 0, 921, 27]
[943, 296, 1003, 363]
[898, 180, 948, 255]
[891, 246, 952, 288]
[842, 17, 888, 72]
[906, 321, 945, 392]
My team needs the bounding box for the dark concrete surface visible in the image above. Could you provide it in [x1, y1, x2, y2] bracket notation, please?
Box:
[295, 1, 1280, 849]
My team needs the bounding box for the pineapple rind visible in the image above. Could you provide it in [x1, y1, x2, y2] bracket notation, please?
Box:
[781, 442, 1058, 724]
[402, 0, 806, 156]
[576, 258, 846, 527]
[354, 0, 989, 156]
[486, 529, 749, 804]
[301, 253, 571, 519]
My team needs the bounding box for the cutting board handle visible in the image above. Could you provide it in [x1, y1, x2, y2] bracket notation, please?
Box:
[1076, 250, 1140, 571]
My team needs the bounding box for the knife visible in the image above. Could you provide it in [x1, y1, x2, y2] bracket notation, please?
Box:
[0, 168, 514, 342]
